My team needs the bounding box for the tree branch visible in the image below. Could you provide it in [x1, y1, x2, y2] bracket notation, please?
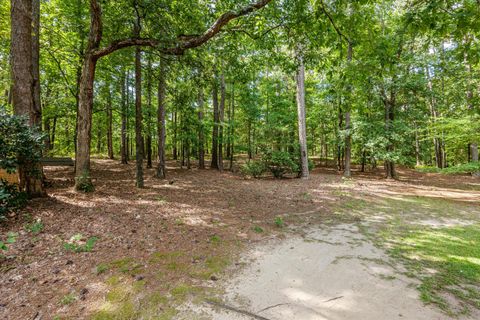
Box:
[319, 1, 350, 44]
[92, 0, 272, 58]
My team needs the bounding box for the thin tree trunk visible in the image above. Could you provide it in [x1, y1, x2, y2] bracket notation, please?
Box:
[44, 118, 51, 151]
[218, 71, 225, 171]
[173, 110, 177, 160]
[120, 70, 128, 164]
[414, 122, 421, 166]
[134, 45, 144, 187]
[343, 42, 353, 178]
[198, 88, 205, 169]
[229, 83, 235, 171]
[146, 58, 153, 168]
[296, 51, 309, 179]
[51, 116, 57, 150]
[211, 68, 219, 169]
[106, 84, 114, 159]
[156, 59, 166, 179]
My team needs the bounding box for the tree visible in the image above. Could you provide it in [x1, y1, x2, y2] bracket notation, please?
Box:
[10, 0, 45, 196]
[295, 49, 309, 179]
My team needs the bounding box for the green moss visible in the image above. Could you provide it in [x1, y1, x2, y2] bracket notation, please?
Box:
[170, 284, 200, 302]
[96, 263, 109, 275]
[106, 287, 130, 303]
[60, 293, 76, 305]
[105, 275, 121, 286]
[149, 251, 184, 264]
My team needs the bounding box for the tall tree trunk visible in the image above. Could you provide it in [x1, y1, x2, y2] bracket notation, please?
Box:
[229, 83, 235, 171]
[211, 68, 219, 169]
[106, 84, 114, 159]
[120, 70, 128, 164]
[296, 51, 309, 179]
[11, 0, 45, 196]
[247, 121, 252, 160]
[156, 60, 167, 179]
[173, 110, 178, 160]
[198, 88, 205, 169]
[218, 72, 225, 171]
[343, 42, 353, 178]
[74, 0, 102, 191]
[146, 58, 153, 168]
[134, 46, 144, 188]
[32, 0, 41, 127]
[384, 98, 396, 178]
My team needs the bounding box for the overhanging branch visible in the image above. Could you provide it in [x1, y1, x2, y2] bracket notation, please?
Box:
[92, 0, 272, 59]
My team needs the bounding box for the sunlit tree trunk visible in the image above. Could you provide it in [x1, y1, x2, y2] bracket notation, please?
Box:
[106, 84, 114, 159]
[296, 51, 309, 179]
[343, 42, 353, 178]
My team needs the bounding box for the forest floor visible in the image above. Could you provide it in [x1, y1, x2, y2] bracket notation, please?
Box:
[0, 159, 479, 320]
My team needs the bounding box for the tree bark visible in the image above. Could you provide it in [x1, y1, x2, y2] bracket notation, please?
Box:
[218, 71, 225, 171]
[120, 70, 128, 164]
[106, 84, 114, 159]
[198, 88, 205, 169]
[229, 83, 235, 171]
[134, 46, 144, 188]
[156, 59, 167, 179]
[146, 58, 153, 168]
[211, 68, 219, 169]
[343, 42, 353, 178]
[11, 0, 45, 196]
[296, 51, 309, 179]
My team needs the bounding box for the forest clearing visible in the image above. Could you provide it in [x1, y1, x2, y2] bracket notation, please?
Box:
[1, 0, 480, 319]
[1, 160, 480, 319]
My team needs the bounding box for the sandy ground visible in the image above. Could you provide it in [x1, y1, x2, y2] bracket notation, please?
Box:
[177, 224, 450, 320]
[1, 159, 479, 319]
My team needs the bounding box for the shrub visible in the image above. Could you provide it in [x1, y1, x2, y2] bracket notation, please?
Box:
[262, 150, 299, 178]
[241, 160, 266, 178]
[0, 180, 27, 220]
[0, 110, 44, 219]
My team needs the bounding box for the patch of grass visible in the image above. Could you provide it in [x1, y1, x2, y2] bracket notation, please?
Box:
[274, 216, 284, 228]
[106, 287, 130, 303]
[389, 225, 480, 314]
[149, 251, 184, 264]
[60, 293, 76, 305]
[105, 275, 121, 286]
[24, 219, 44, 234]
[96, 263, 109, 275]
[170, 284, 200, 302]
[63, 234, 98, 253]
[210, 234, 221, 243]
[109, 257, 143, 276]
[253, 226, 264, 233]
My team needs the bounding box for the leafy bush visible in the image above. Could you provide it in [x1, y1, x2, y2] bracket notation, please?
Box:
[0, 180, 27, 220]
[25, 219, 44, 234]
[442, 162, 480, 175]
[262, 150, 299, 178]
[0, 110, 44, 219]
[241, 160, 266, 178]
[416, 162, 480, 175]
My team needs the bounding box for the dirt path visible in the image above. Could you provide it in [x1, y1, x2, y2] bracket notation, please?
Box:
[177, 224, 448, 320]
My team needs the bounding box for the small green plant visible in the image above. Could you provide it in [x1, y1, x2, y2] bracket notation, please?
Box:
[274, 216, 284, 228]
[96, 263, 109, 274]
[210, 234, 221, 243]
[253, 226, 264, 233]
[25, 219, 44, 234]
[0, 180, 27, 220]
[60, 293, 76, 305]
[240, 160, 266, 178]
[75, 171, 95, 192]
[0, 232, 18, 252]
[63, 234, 98, 253]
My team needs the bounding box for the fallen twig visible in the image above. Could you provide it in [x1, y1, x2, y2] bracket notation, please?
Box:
[206, 299, 271, 320]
